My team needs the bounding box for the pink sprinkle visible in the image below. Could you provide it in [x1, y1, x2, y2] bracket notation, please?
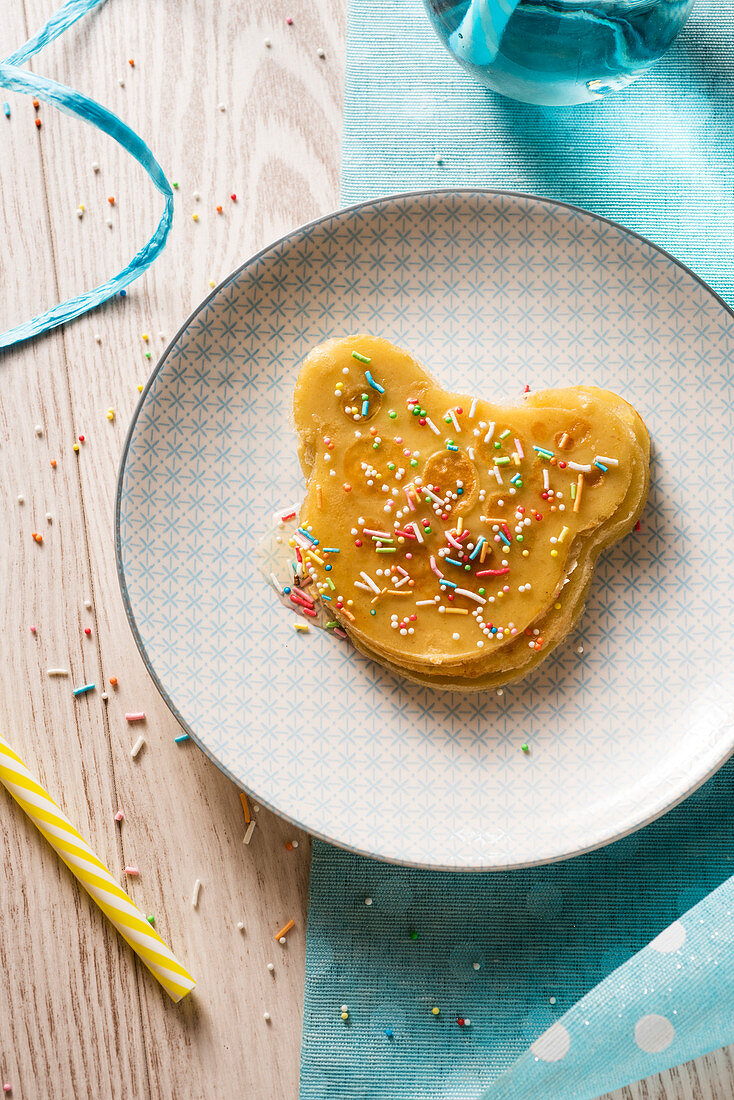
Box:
[286, 15, 293, 23]
[334, 628, 347, 638]
[30, 625, 36, 633]
[446, 531, 462, 550]
[430, 555, 443, 579]
[124, 866, 139, 876]
[281, 510, 296, 521]
[3, 1084, 11, 1094]
[403, 487, 416, 511]
[476, 567, 510, 577]
[114, 810, 124, 822]
[125, 712, 146, 722]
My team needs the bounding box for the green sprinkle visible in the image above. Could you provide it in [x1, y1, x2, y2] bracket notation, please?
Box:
[325, 577, 335, 589]
[412, 406, 420, 416]
[521, 743, 530, 754]
[373, 442, 379, 449]
[376, 547, 396, 553]
[478, 588, 485, 595]
[172, 182, 179, 189]
[464, 564, 471, 571]
[388, 410, 397, 419]
[145, 352, 151, 360]
[146, 915, 155, 925]
[370, 609, 376, 615]
[325, 620, 338, 628]
[444, 416, 451, 424]
[424, 527, 432, 534]
[570, 483, 577, 499]
[352, 350, 371, 364]
[495, 456, 510, 466]
[499, 428, 511, 440]
[361, 392, 369, 400]
[516, 534, 524, 542]
[419, 408, 426, 416]
[409, 930, 418, 941]
[494, 441, 502, 449]
[410, 459, 418, 467]
[388, 462, 396, 470]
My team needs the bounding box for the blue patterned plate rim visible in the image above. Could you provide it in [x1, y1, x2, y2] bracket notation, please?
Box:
[115, 187, 734, 870]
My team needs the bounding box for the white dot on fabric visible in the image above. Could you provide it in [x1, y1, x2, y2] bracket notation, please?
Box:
[649, 921, 686, 954]
[530, 1022, 570, 1062]
[634, 1014, 675, 1053]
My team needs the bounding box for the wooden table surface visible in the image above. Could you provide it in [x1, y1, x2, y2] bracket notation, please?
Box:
[0, 2, 731, 1097]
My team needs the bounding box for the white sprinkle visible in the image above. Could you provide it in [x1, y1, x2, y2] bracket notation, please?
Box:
[496, 689, 504, 696]
[425, 417, 441, 435]
[452, 632, 460, 640]
[263, 1012, 271, 1021]
[158, 331, 166, 340]
[244, 819, 257, 844]
[365, 897, 373, 906]
[193, 191, 200, 201]
[264, 37, 272, 47]
[118, 77, 125, 86]
[492, 466, 503, 484]
[567, 461, 592, 472]
[76, 208, 84, 218]
[595, 455, 619, 466]
[469, 398, 477, 419]
[46, 513, 52, 522]
[448, 409, 460, 433]
[415, 599, 437, 606]
[543, 468, 550, 490]
[269, 572, 282, 594]
[84, 598, 92, 609]
[131, 735, 145, 759]
[101, 692, 109, 701]
[484, 422, 495, 443]
[267, 962, 275, 972]
[434, 154, 443, 165]
[253, 804, 260, 812]
[34, 424, 43, 436]
[577, 645, 584, 655]
[359, 571, 381, 594]
[293, 840, 299, 848]
[92, 162, 100, 172]
[105, 218, 113, 228]
[237, 921, 245, 931]
[94, 333, 101, 343]
[317, 47, 325, 57]
[47, 668, 69, 677]
[454, 588, 486, 604]
[218, 102, 226, 111]
[17, 494, 24, 504]
[467, 447, 474, 460]
[192, 878, 202, 908]
[472, 962, 481, 970]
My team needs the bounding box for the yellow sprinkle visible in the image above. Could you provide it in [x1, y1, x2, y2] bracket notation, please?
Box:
[554, 602, 562, 610]
[340, 1012, 349, 1020]
[513, 452, 521, 466]
[316, 486, 323, 508]
[306, 549, 324, 566]
[141, 333, 149, 342]
[431, 1007, 440, 1016]
[106, 408, 115, 421]
[78, 203, 85, 212]
[72, 442, 80, 452]
[558, 526, 569, 542]
[192, 213, 199, 222]
[444, 608, 468, 615]
[137, 384, 143, 392]
[293, 622, 310, 633]
[208, 280, 215, 287]
[550, 549, 558, 557]
[456, 516, 463, 534]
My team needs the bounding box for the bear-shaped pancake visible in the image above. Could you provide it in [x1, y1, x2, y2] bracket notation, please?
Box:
[292, 335, 650, 691]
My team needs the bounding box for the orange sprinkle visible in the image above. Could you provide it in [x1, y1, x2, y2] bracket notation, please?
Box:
[340, 608, 355, 622]
[480, 541, 488, 563]
[239, 790, 251, 824]
[285, 841, 293, 851]
[32, 98, 39, 109]
[573, 473, 584, 513]
[107, 196, 115, 206]
[343, 483, 352, 492]
[316, 486, 322, 508]
[216, 205, 223, 214]
[31, 532, 43, 543]
[50, 459, 57, 468]
[35, 119, 41, 129]
[128, 58, 135, 66]
[109, 676, 118, 686]
[274, 919, 295, 942]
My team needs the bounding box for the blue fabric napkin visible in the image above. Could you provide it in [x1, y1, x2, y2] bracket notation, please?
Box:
[301, 1, 734, 1096]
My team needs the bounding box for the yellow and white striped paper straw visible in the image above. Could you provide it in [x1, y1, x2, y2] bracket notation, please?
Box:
[0, 733, 195, 1002]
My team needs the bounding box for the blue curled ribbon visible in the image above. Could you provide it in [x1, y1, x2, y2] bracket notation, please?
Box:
[0, 0, 173, 349]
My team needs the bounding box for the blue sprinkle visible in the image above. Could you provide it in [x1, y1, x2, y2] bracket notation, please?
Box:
[321, 594, 332, 601]
[533, 445, 554, 458]
[498, 531, 511, 546]
[510, 473, 522, 485]
[384, 1028, 394, 1038]
[297, 527, 318, 544]
[446, 443, 459, 452]
[439, 579, 457, 589]
[456, 487, 463, 495]
[594, 460, 608, 472]
[72, 683, 95, 697]
[283, 585, 292, 594]
[3, 103, 10, 118]
[322, 548, 340, 553]
[174, 733, 190, 743]
[365, 370, 384, 394]
[445, 556, 464, 568]
[119, 289, 127, 297]
[325, 564, 332, 572]
[469, 536, 485, 560]
[361, 399, 369, 417]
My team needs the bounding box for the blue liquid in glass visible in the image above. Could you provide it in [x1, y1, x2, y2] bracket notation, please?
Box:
[424, 0, 694, 105]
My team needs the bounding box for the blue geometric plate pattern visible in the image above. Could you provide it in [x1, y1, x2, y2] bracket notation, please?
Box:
[116, 190, 734, 869]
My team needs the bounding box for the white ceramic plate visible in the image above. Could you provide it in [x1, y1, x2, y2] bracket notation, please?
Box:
[117, 190, 734, 870]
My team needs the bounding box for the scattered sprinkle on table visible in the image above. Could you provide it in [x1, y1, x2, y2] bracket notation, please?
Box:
[124, 866, 139, 876]
[364, 897, 373, 906]
[114, 810, 124, 822]
[237, 921, 245, 932]
[243, 819, 257, 845]
[192, 879, 202, 908]
[130, 735, 146, 759]
[146, 915, 155, 926]
[239, 791, 251, 823]
[267, 962, 275, 972]
[263, 1012, 271, 1022]
[431, 1006, 440, 1016]
[125, 712, 146, 722]
[174, 733, 190, 743]
[274, 919, 295, 943]
[521, 743, 530, 754]
[72, 683, 95, 696]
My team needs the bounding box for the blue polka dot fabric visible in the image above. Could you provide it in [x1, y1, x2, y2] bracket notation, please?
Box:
[300, 0, 734, 1096]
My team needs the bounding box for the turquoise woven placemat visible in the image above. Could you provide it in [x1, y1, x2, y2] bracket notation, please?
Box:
[301, 2, 734, 1097]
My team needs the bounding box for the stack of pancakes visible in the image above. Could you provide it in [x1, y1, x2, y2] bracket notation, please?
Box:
[292, 335, 650, 691]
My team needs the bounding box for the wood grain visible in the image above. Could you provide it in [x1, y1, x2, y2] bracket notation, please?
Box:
[0, 0, 730, 1097]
